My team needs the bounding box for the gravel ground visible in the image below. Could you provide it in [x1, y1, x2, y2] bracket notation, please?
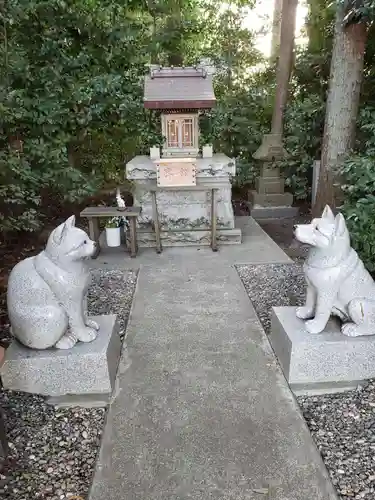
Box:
[237, 227, 375, 500]
[237, 263, 305, 335]
[0, 269, 137, 500]
[300, 385, 375, 499]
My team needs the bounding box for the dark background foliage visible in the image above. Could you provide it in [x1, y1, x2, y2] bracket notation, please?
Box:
[2, 0, 375, 268]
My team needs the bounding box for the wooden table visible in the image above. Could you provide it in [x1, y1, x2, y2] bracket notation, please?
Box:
[0, 407, 8, 459]
[80, 206, 141, 258]
[149, 186, 218, 254]
[0, 359, 9, 460]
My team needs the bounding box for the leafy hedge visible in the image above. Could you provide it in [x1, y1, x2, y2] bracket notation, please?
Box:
[339, 107, 375, 271]
[0, 0, 161, 233]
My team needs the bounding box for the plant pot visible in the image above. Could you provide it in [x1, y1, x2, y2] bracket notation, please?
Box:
[106, 227, 121, 247]
[202, 144, 213, 158]
[150, 146, 160, 160]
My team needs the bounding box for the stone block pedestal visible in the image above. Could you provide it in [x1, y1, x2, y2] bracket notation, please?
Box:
[0, 315, 121, 406]
[126, 154, 241, 247]
[270, 307, 375, 395]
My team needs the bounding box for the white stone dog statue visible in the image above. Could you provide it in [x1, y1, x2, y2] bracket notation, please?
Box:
[294, 205, 375, 337]
[7, 215, 99, 350]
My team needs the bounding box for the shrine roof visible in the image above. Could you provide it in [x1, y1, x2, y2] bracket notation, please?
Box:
[144, 66, 216, 110]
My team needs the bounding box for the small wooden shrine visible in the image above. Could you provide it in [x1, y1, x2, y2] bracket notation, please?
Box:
[144, 66, 216, 159]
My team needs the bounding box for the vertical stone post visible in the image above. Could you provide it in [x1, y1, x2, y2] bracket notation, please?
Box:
[249, 0, 299, 218]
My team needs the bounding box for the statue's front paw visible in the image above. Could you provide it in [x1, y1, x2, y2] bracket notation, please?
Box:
[74, 326, 98, 343]
[305, 319, 325, 334]
[86, 318, 100, 331]
[55, 333, 78, 350]
[342, 323, 361, 337]
[296, 306, 314, 320]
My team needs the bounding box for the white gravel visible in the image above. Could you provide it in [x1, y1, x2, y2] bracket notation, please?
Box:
[237, 261, 375, 500]
[0, 269, 137, 500]
[237, 263, 305, 335]
[299, 384, 375, 499]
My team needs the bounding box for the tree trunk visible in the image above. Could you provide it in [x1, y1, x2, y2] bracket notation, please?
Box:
[270, 0, 283, 60]
[313, 2, 367, 215]
[271, 0, 298, 136]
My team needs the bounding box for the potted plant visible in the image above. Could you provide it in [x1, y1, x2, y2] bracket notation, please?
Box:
[105, 217, 122, 247]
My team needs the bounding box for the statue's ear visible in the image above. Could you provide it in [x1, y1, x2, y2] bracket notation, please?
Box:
[65, 215, 76, 228]
[322, 205, 335, 222]
[334, 213, 347, 236]
[53, 216, 75, 245]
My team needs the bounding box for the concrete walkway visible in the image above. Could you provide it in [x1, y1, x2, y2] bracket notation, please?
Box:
[89, 217, 338, 500]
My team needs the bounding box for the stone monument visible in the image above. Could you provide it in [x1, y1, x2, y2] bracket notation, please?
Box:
[249, 134, 295, 218]
[126, 66, 241, 247]
[270, 206, 375, 394]
[1, 216, 121, 406]
[249, 0, 299, 219]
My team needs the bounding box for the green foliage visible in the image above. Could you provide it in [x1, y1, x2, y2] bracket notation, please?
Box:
[210, 82, 272, 187]
[147, 0, 205, 65]
[342, 0, 375, 25]
[306, 0, 335, 53]
[1, 0, 262, 233]
[0, 0, 159, 232]
[198, 0, 268, 187]
[105, 216, 123, 228]
[200, 0, 260, 89]
[6, 0, 375, 242]
[280, 93, 325, 199]
[339, 106, 375, 270]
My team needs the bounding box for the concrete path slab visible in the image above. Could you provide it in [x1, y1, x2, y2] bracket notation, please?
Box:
[89, 254, 338, 499]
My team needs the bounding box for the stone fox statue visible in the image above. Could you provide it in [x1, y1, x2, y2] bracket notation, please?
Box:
[294, 205, 375, 337]
[7, 215, 99, 350]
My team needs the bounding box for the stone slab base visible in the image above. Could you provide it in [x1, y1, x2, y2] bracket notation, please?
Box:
[137, 228, 242, 247]
[1, 315, 121, 401]
[248, 203, 299, 219]
[270, 306, 375, 395]
[46, 393, 111, 408]
[249, 190, 293, 207]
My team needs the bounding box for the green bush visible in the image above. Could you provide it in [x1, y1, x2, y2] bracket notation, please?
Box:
[339, 106, 375, 271]
[203, 75, 274, 188]
[0, 0, 158, 233]
[280, 93, 325, 199]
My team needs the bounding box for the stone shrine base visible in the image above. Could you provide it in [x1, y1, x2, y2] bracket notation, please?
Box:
[270, 307, 375, 395]
[249, 202, 299, 220]
[136, 227, 242, 248]
[1, 315, 121, 407]
[126, 154, 242, 247]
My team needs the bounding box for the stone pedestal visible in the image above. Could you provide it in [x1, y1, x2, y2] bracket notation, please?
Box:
[249, 134, 298, 219]
[0, 315, 121, 406]
[126, 153, 242, 247]
[270, 306, 375, 395]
